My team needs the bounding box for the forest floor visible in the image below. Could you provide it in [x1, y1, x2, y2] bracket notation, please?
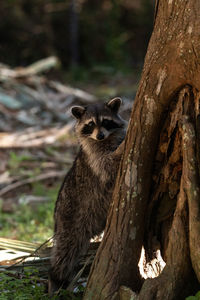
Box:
[0, 58, 138, 299]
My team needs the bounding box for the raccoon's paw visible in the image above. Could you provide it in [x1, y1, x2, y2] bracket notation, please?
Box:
[115, 140, 125, 156]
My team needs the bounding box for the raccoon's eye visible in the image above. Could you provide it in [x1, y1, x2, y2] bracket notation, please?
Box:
[81, 121, 95, 135]
[88, 121, 95, 126]
[102, 119, 120, 130]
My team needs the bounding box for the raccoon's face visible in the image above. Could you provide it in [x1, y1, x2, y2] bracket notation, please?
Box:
[71, 98, 125, 142]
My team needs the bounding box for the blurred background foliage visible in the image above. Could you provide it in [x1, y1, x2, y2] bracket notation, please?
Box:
[0, 0, 154, 73]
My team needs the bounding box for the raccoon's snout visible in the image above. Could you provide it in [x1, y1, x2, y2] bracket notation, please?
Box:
[96, 132, 105, 140]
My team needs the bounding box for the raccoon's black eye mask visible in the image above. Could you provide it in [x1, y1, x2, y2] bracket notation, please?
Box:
[102, 119, 121, 130]
[81, 122, 95, 135]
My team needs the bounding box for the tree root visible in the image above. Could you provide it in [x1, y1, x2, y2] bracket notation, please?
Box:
[181, 117, 200, 282]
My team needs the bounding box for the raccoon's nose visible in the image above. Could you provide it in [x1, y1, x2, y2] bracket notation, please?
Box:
[96, 132, 104, 140]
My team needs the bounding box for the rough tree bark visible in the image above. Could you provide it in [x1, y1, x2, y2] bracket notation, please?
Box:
[83, 0, 200, 299]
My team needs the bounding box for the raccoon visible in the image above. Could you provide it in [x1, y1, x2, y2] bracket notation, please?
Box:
[49, 97, 126, 295]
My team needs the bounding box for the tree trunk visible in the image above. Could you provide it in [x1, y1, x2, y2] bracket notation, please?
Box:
[69, 0, 79, 66]
[83, 0, 200, 299]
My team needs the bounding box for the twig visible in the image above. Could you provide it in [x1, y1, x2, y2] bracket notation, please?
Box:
[4, 237, 53, 269]
[67, 255, 93, 292]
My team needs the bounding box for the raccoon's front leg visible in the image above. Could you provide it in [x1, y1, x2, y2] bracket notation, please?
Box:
[48, 227, 91, 295]
[114, 139, 125, 157]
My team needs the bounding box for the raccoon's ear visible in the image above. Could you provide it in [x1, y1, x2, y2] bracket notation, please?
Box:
[107, 97, 122, 113]
[71, 106, 85, 119]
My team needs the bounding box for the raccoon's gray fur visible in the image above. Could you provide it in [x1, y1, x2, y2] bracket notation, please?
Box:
[49, 97, 126, 294]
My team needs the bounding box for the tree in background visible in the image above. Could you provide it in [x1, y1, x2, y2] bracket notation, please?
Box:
[0, 0, 153, 69]
[69, 0, 80, 66]
[83, 0, 200, 299]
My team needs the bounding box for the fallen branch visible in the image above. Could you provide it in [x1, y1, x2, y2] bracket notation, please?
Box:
[0, 123, 75, 148]
[0, 170, 66, 197]
[49, 80, 97, 103]
[0, 57, 59, 81]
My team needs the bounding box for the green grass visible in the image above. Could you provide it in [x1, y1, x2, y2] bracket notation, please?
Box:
[0, 183, 60, 243]
[0, 269, 83, 300]
[1, 149, 66, 243]
[186, 292, 200, 300]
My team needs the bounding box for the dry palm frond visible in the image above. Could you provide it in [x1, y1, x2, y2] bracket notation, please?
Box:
[0, 237, 52, 278]
[0, 237, 99, 286]
[0, 237, 40, 253]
